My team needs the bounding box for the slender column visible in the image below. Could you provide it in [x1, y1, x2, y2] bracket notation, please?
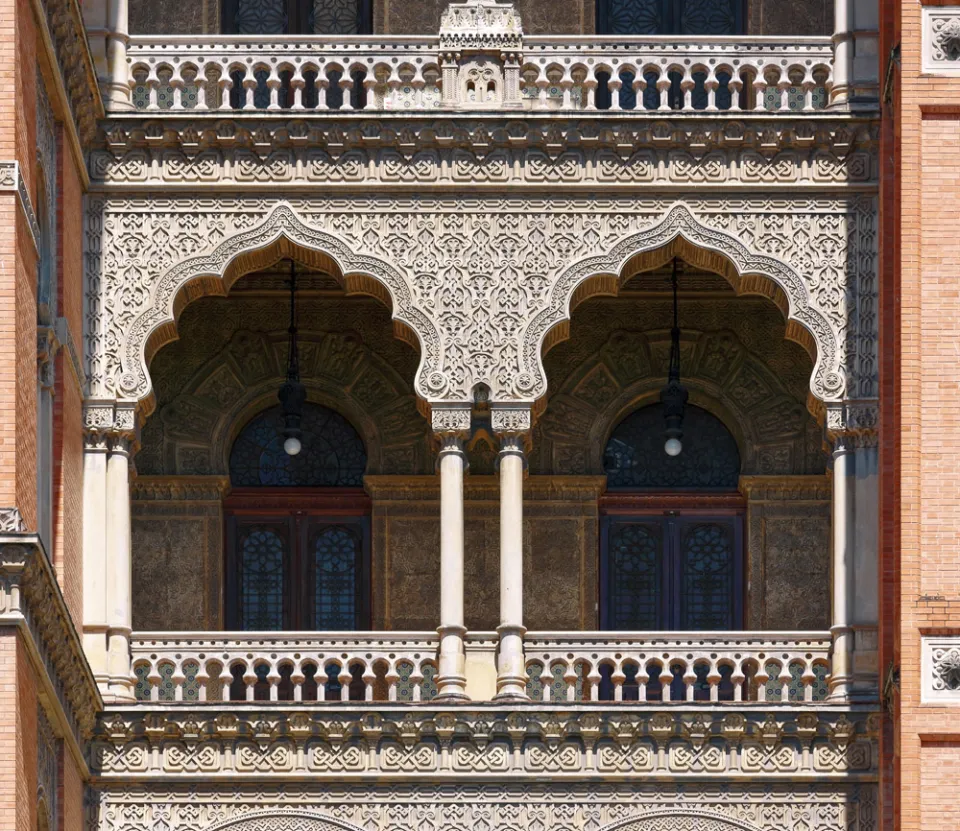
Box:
[105, 432, 135, 701]
[827, 403, 880, 703]
[433, 407, 470, 701]
[831, 0, 853, 106]
[493, 406, 531, 701]
[82, 428, 110, 686]
[828, 435, 855, 701]
[105, 0, 131, 109]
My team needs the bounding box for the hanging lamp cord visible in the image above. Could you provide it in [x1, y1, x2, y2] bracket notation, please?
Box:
[286, 258, 300, 382]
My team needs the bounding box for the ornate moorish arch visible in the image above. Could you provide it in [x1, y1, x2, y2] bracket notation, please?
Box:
[84, 195, 875, 425]
[526, 202, 859, 408]
[202, 811, 366, 831]
[600, 810, 764, 831]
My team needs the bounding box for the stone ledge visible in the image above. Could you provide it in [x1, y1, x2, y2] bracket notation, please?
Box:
[0, 536, 102, 745]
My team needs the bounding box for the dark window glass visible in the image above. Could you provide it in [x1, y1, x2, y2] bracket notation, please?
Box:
[602, 516, 742, 630]
[603, 403, 741, 490]
[238, 524, 288, 630]
[596, 0, 744, 35]
[229, 403, 367, 488]
[311, 525, 362, 629]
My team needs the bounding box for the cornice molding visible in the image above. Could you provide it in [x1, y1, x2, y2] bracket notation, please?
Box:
[363, 475, 608, 501]
[90, 117, 879, 190]
[33, 0, 103, 146]
[738, 475, 832, 502]
[0, 536, 101, 751]
[92, 707, 879, 781]
[131, 475, 231, 502]
[0, 161, 41, 252]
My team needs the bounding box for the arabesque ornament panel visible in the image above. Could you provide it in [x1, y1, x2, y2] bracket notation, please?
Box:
[84, 194, 877, 412]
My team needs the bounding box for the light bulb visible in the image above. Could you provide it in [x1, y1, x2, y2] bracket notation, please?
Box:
[664, 437, 682, 457]
[283, 436, 302, 456]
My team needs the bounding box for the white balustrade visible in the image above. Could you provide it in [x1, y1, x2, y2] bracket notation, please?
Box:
[131, 632, 440, 704]
[523, 631, 832, 704]
[131, 630, 832, 706]
[121, 36, 833, 115]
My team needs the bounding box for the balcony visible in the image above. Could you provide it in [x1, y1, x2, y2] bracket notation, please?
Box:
[130, 630, 833, 706]
[119, 35, 835, 116]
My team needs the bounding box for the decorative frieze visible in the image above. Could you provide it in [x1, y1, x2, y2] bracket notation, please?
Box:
[87, 782, 878, 831]
[91, 707, 878, 780]
[89, 121, 878, 189]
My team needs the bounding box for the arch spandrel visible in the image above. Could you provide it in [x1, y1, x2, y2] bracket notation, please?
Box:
[86, 196, 875, 420]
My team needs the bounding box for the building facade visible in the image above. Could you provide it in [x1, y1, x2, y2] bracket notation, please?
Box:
[6, 0, 938, 829]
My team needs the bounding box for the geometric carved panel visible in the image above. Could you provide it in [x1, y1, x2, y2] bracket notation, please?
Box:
[85, 195, 877, 416]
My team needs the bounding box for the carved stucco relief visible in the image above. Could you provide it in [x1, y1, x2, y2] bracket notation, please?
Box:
[88, 783, 877, 831]
[84, 195, 878, 418]
[530, 304, 827, 476]
[137, 294, 431, 477]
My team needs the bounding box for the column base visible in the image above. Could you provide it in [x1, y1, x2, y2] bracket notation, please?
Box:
[495, 624, 529, 701]
[436, 624, 469, 701]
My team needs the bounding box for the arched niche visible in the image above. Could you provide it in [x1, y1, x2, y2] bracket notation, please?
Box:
[531, 324, 824, 477]
[137, 281, 432, 477]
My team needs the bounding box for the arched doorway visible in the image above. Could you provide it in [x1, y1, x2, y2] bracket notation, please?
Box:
[224, 402, 371, 631]
[600, 402, 744, 631]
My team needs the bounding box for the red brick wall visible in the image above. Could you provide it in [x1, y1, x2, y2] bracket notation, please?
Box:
[54, 126, 85, 622]
[886, 0, 960, 823]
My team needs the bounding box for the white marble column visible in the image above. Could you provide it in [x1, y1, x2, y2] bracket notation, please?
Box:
[105, 433, 135, 701]
[830, 0, 879, 107]
[433, 407, 470, 700]
[493, 406, 530, 701]
[82, 429, 110, 686]
[827, 404, 879, 703]
[828, 434, 855, 701]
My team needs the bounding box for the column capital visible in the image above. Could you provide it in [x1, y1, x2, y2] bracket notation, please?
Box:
[825, 400, 878, 448]
[83, 400, 140, 447]
[431, 404, 472, 438]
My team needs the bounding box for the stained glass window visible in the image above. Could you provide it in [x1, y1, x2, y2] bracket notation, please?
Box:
[679, 521, 736, 629]
[238, 525, 287, 630]
[604, 403, 741, 490]
[229, 403, 367, 487]
[596, 0, 744, 35]
[311, 525, 361, 630]
[602, 516, 741, 630]
[607, 522, 662, 629]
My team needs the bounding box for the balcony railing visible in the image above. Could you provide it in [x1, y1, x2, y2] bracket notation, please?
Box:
[121, 36, 834, 116]
[131, 630, 832, 705]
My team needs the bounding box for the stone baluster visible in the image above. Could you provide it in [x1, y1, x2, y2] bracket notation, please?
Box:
[493, 405, 531, 701]
[433, 407, 471, 701]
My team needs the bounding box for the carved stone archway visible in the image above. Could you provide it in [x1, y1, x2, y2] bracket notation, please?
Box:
[85, 195, 875, 427]
[600, 810, 764, 831]
[202, 811, 366, 831]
